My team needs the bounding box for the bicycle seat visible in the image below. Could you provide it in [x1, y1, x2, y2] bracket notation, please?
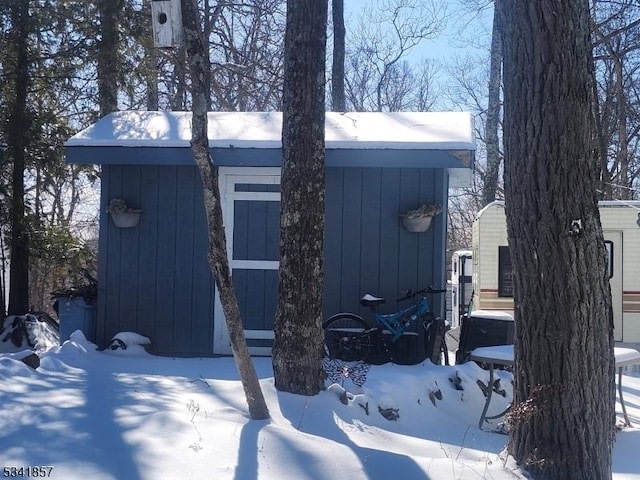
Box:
[360, 294, 386, 307]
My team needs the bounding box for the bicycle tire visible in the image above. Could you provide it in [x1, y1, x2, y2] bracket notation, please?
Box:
[323, 314, 372, 362]
[423, 315, 446, 365]
[380, 333, 406, 364]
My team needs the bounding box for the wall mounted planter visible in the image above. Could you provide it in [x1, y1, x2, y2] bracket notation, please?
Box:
[400, 214, 434, 233]
[107, 198, 142, 228]
[110, 211, 142, 228]
[399, 204, 442, 233]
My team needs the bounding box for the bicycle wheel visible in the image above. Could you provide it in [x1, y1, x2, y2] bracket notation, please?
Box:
[423, 315, 446, 365]
[323, 314, 372, 362]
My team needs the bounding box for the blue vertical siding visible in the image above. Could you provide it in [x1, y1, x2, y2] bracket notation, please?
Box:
[359, 168, 382, 299]
[154, 166, 178, 353]
[233, 200, 280, 261]
[323, 169, 344, 313]
[340, 169, 363, 311]
[98, 163, 448, 355]
[97, 165, 214, 355]
[322, 167, 448, 324]
[233, 269, 278, 332]
[378, 169, 402, 307]
[173, 167, 196, 352]
[231, 196, 280, 336]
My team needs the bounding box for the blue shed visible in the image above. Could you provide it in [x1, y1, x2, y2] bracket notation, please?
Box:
[65, 111, 475, 356]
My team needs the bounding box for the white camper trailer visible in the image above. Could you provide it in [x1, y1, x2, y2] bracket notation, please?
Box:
[472, 200, 640, 343]
[451, 250, 473, 328]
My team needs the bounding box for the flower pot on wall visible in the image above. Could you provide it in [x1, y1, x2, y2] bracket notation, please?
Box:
[107, 198, 142, 228]
[110, 211, 141, 228]
[399, 203, 442, 233]
[400, 214, 434, 233]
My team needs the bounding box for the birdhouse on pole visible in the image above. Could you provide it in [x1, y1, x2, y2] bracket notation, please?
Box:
[151, 0, 183, 48]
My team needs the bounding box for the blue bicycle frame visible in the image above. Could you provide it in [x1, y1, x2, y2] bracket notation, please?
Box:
[375, 298, 429, 340]
[323, 286, 447, 364]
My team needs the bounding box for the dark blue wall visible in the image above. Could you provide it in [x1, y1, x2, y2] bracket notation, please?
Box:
[323, 167, 447, 319]
[97, 164, 448, 355]
[98, 165, 214, 355]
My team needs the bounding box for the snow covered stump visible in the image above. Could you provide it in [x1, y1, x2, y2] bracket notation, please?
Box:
[107, 332, 152, 353]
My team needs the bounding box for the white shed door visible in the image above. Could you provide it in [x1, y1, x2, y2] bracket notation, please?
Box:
[214, 168, 281, 355]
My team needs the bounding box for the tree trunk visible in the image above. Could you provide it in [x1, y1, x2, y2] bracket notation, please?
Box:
[481, 6, 502, 206]
[180, 0, 269, 420]
[497, 1, 615, 479]
[7, 0, 30, 316]
[272, 0, 328, 395]
[145, 47, 159, 111]
[97, 0, 122, 116]
[171, 47, 188, 110]
[140, 0, 159, 111]
[331, 0, 346, 111]
[0, 231, 6, 321]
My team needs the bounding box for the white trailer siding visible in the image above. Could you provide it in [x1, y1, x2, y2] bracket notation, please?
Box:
[472, 202, 513, 313]
[599, 203, 640, 342]
[472, 201, 640, 343]
[451, 250, 473, 328]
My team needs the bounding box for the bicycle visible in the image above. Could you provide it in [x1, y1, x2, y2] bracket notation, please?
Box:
[323, 286, 448, 365]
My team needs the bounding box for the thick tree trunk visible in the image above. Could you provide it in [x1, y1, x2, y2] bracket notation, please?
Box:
[481, 6, 502, 206]
[497, 1, 615, 479]
[140, 0, 159, 111]
[180, 0, 269, 420]
[331, 0, 346, 111]
[7, 0, 30, 316]
[97, 0, 122, 116]
[272, 0, 328, 395]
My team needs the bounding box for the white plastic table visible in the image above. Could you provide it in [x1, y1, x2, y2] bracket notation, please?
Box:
[468, 345, 640, 429]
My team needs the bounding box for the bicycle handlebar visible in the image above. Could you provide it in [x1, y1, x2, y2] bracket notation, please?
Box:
[425, 286, 447, 294]
[397, 286, 446, 302]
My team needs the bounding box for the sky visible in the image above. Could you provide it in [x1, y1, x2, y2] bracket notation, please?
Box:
[343, 1, 493, 64]
[1, 320, 639, 480]
[337, 0, 494, 113]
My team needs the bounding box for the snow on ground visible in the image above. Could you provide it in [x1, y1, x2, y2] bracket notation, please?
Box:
[0, 328, 639, 480]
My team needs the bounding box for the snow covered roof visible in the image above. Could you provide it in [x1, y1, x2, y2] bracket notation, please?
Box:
[66, 111, 475, 151]
[65, 111, 474, 187]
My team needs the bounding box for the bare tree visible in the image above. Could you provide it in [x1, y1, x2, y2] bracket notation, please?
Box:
[331, 0, 346, 111]
[207, 0, 286, 111]
[591, 0, 640, 200]
[413, 59, 440, 111]
[481, 6, 502, 206]
[447, 188, 482, 251]
[346, 0, 446, 111]
[180, 0, 269, 420]
[497, 0, 615, 478]
[272, 0, 328, 395]
[97, 0, 123, 116]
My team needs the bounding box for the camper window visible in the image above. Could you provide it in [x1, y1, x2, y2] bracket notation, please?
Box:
[498, 246, 513, 297]
[605, 240, 614, 279]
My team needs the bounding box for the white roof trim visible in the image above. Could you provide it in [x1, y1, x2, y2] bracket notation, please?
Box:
[66, 111, 476, 151]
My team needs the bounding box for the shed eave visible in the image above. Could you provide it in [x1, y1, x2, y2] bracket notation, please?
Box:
[65, 145, 474, 169]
